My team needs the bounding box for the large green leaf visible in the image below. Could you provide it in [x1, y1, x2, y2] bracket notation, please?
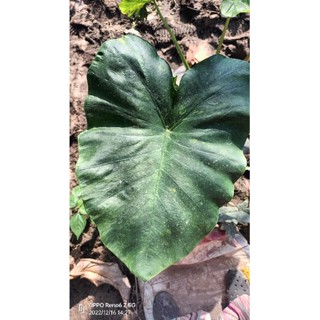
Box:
[221, 0, 250, 18]
[76, 34, 249, 281]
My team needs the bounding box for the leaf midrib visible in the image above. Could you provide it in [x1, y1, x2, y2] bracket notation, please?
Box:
[169, 71, 245, 131]
[117, 42, 168, 129]
[151, 129, 171, 218]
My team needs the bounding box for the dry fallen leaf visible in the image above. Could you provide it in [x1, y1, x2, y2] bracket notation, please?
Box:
[70, 258, 131, 302]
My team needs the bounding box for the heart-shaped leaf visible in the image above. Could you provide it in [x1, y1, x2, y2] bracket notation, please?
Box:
[221, 0, 250, 18]
[119, 0, 151, 18]
[76, 34, 249, 281]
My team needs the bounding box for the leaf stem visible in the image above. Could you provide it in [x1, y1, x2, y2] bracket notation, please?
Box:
[152, 0, 190, 70]
[216, 17, 231, 55]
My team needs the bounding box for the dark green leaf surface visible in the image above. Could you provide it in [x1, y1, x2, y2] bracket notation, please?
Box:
[221, 0, 250, 17]
[76, 35, 249, 281]
[70, 213, 87, 240]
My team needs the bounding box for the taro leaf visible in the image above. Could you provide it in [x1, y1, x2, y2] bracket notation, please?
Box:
[76, 34, 249, 281]
[119, 0, 151, 18]
[221, 0, 250, 18]
[70, 213, 87, 240]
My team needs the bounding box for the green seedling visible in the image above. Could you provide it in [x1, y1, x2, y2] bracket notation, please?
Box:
[221, 0, 250, 17]
[119, 0, 150, 18]
[75, 34, 249, 281]
[70, 186, 88, 240]
[218, 200, 250, 239]
[217, 0, 250, 54]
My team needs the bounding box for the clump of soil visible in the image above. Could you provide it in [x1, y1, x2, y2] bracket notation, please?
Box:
[70, 1, 250, 319]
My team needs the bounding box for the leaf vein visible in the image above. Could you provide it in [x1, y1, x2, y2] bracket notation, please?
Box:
[172, 73, 245, 130]
[160, 168, 204, 214]
[77, 148, 162, 172]
[116, 45, 167, 128]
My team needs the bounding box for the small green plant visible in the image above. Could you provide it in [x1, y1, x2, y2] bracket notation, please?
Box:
[217, 0, 250, 54]
[70, 186, 89, 240]
[221, 0, 250, 17]
[218, 200, 250, 239]
[74, 0, 250, 281]
[119, 0, 150, 18]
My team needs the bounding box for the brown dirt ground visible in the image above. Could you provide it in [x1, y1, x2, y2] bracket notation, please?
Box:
[69, 0, 250, 319]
